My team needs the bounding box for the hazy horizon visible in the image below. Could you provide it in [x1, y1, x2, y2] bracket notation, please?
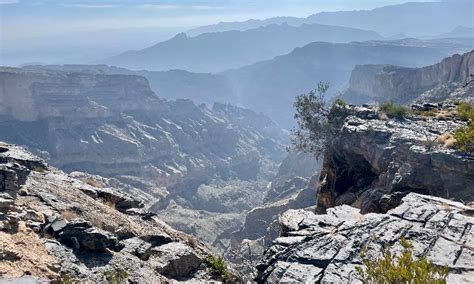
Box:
[0, 0, 442, 66]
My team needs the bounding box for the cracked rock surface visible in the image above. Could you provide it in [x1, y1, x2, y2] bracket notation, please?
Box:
[0, 142, 231, 282]
[256, 193, 474, 283]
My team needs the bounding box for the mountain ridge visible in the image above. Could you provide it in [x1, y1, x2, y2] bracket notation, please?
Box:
[100, 23, 382, 73]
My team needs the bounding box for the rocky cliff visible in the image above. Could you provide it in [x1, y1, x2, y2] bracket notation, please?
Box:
[256, 193, 474, 283]
[341, 50, 474, 104]
[316, 105, 473, 214]
[0, 142, 230, 282]
[0, 67, 285, 206]
[256, 104, 474, 282]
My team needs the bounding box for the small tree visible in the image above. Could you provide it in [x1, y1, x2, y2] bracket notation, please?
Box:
[207, 256, 230, 281]
[356, 239, 449, 284]
[454, 102, 474, 154]
[380, 102, 409, 119]
[290, 82, 335, 158]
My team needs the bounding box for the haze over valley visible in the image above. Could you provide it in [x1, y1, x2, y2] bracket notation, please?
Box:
[1, 0, 473, 282]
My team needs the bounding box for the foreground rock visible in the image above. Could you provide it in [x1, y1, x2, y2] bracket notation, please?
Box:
[0, 143, 233, 282]
[317, 105, 474, 214]
[256, 193, 474, 283]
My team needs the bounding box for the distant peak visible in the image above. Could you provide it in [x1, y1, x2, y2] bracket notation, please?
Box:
[173, 32, 188, 39]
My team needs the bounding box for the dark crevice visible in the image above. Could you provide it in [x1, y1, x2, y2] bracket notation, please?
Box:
[459, 223, 472, 242]
[332, 152, 377, 196]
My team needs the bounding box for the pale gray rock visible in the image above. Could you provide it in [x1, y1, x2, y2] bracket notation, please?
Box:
[149, 242, 204, 279]
[257, 193, 474, 283]
[0, 142, 227, 282]
[317, 105, 474, 214]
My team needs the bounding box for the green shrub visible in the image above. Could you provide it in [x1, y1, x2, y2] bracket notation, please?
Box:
[207, 256, 230, 281]
[454, 123, 474, 154]
[104, 268, 128, 284]
[453, 102, 474, 154]
[334, 98, 347, 107]
[380, 102, 409, 118]
[31, 165, 46, 173]
[457, 102, 474, 121]
[356, 239, 448, 284]
[54, 274, 74, 284]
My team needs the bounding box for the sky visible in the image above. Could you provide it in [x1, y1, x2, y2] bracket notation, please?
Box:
[0, 0, 438, 41]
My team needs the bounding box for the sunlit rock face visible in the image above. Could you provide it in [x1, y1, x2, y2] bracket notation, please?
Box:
[342, 51, 474, 104]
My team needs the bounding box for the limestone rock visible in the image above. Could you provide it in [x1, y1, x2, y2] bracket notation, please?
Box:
[149, 242, 204, 278]
[256, 193, 474, 283]
[0, 142, 226, 282]
[317, 105, 474, 214]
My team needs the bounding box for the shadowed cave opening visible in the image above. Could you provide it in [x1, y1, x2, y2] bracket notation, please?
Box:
[333, 151, 378, 195]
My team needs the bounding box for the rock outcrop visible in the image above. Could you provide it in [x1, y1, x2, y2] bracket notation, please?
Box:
[0, 142, 231, 282]
[316, 105, 474, 214]
[256, 193, 474, 283]
[341, 50, 474, 104]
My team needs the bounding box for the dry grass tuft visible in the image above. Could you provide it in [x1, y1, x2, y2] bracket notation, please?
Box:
[435, 110, 456, 121]
[85, 178, 102, 188]
[60, 210, 79, 221]
[436, 133, 457, 148]
[378, 112, 389, 121]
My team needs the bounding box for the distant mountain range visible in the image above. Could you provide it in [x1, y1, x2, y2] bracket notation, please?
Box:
[100, 23, 382, 73]
[32, 38, 470, 128]
[433, 26, 474, 39]
[186, 0, 473, 38]
[222, 41, 450, 126]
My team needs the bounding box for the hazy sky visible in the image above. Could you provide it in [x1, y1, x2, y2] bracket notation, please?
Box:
[1, 0, 437, 41]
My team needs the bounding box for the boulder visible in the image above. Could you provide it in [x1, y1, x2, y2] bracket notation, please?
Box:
[148, 242, 204, 279]
[55, 219, 123, 252]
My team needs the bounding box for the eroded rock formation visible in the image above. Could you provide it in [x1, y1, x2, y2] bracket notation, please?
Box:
[317, 105, 473, 214]
[341, 50, 474, 104]
[0, 142, 232, 282]
[0, 67, 285, 195]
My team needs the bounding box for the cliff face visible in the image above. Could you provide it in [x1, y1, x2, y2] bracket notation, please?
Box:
[0, 67, 285, 203]
[0, 143, 225, 282]
[342, 50, 474, 104]
[317, 105, 473, 214]
[256, 105, 474, 282]
[0, 67, 158, 122]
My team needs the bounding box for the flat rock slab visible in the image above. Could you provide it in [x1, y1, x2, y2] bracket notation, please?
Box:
[257, 193, 474, 283]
